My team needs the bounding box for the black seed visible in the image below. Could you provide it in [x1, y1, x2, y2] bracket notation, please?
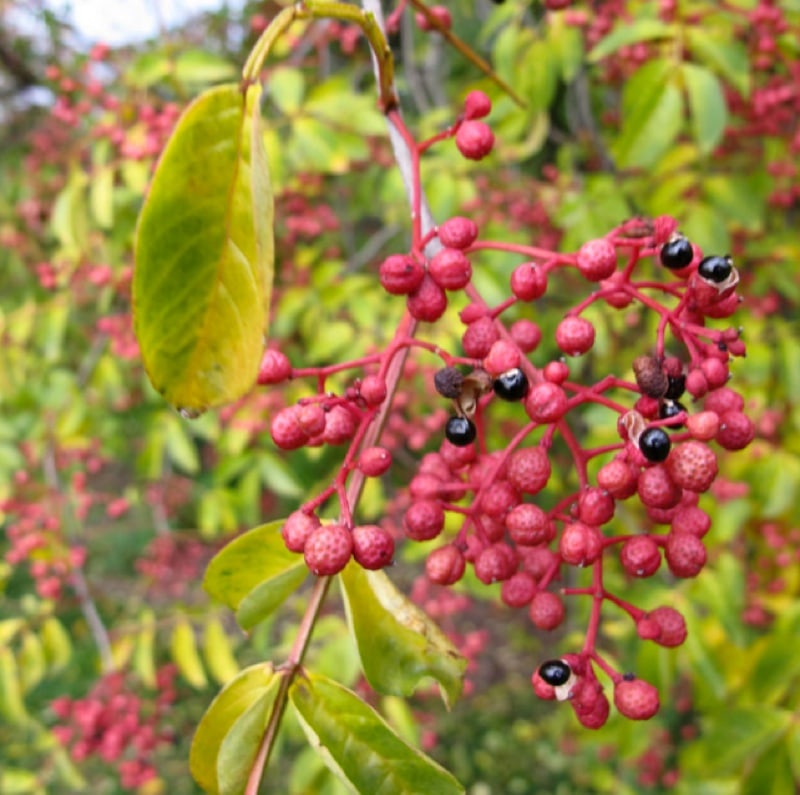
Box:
[639, 427, 671, 462]
[539, 659, 571, 687]
[698, 255, 733, 284]
[493, 368, 530, 401]
[445, 416, 476, 447]
[659, 400, 686, 429]
[664, 373, 686, 400]
[434, 367, 464, 399]
[659, 236, 694, 270]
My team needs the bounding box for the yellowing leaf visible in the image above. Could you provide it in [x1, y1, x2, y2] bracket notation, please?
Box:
[202, 617, 240, 686]
[134, 83, 274, 416]
[170, 617, 208, 690]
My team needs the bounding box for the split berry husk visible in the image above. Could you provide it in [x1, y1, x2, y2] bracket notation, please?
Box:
[434, 367, 464, 399]
[659, 235, 694, 269]
[639, 427, 671, 462]
[445, 416, 476, 447]
[539, 659, 571, 687]
[698, 254, 733, 284]
[493, 368, 530, 401]
[658, 400, 686, 428]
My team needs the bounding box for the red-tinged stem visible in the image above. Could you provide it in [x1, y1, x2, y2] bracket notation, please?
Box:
[580, 558, 604, 654]
[467, 240, 575, 264]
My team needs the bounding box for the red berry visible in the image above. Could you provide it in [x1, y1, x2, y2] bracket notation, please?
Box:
[409, 473, 444, 500]
[637, 464, 682, 509]
[614, 678, 660, 720]
[428, 248, 472, 290]
[543, 360, 569, 384]
[520, 545, 559, 579]
[646, 606, 688, 646]
[404, 500, 445, 541]
[507, 446, 551, 494]
[379, 254, 425, 295]
[425, 544, 465, 585]
[351, 525, 395, 570]
[322, 405, 357, 445]
[620, 535, 661, 577]
[415, 5, 451, 30]
[574, 690, 610, 729]
[474, 543, 518, 583]
[700, 357, 729, 389]
[296, 403, 326, 436]
[576, 238, 617, 281]
[577, 487, 615, 525]
[358, 447, 392, 477]
[257, 349, 291, 384]
[407, 274, 448, 322]
[478, 480, 521, 519]
[716, 411, 755, 450]
[529, 591, 565, 630]
[510, 263, 547, 300]
[685, 368, 709, 398]
[666, 441, 718, 492]
[597, 457, 639, 499]
[359, 375, 388, 407]
[483, 339, 521, 377]
[670, 505, 711, 537]
[462, 316, 499, 358]
[501, 571, 537, 607]
[509, 319, 542, 353]
[271, 406, 308, 450]
[555, 316, 595, 356]
[438, 216, 479, 249]
[525, 382, 568, 423]
[704, 387, 744, 415]
[455, 120, 494, 160]
[282, 511, 320, 553]
[505, 503, 553, 546]
[439, 438, 477, 471]
[304, 524, 353, 576]
[686, 410, 720, 440]
[463, 90, 492, 120]
[531, 669, 557, 700]
[664, 532, 707, 577]
[559, 522, 603, 566]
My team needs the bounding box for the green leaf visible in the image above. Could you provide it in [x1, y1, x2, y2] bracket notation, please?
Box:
[204, 520, 308, 630]
[614, 60, 683, 169]
[202, 616, 240, 686]
[289, 671, 464, 795]
[127, 51, 171, 88]
[682, 63, 727, 155]
[170, 617, 208, 689]
[588, 18, 674, 62]
[133, 608, 157, 688]
[268, 67, 306, 115]
[190, 664, 280, 795]
[741, 737, 796, 795]
[686, 29, 751, 97]
[134, 83, 274, 416]
[174, 50, 237, 86]
[0, 646, 27, 724]
[17, 632, 46, 693]
[339, 564, 465, 708]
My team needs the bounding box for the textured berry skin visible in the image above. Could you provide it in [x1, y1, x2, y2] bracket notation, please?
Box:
[463, 90, 492, 120]
[321, 405, 356, 445]
[667, 441, 718, 492]
[639, 427, 671, 462]
[501, 571, 537, 607]
[493, 369, 530, 401]
[700, 356, 729, 389]
[620, 535, 661, 577]
[505, 503, 552, 546]
[716, 411, 756, 450]
[660, 235, 694, 270]
[428, 248, 472, 290]
[510, 263, 547, 300]
[525, 382, 568, 423]
[614, 678, 660, 720]
[543, 360, 569, 384]
[462, 316, 500, 358]
[407, 274, 448, 322]
[483, 340, 521, 377]
[704, 387, 744, 415]
[507, 447, 551, 494]
[577, 487, 615, 526]
[425, 544, 465, 585]
[646, 606, 688, 646]
[637, 464, 683, 509]
[574, 690, 610, 729]
[633, 355, 668, 398]
[671, 506, 711, 537]
[529, 591, 565, 630]
[379, 254, 425, 295]
[509, 319, 542, 353]
[445, 416, 476, 447]
[576, 238, 617, 281]
[555, 316, 595, 356]
[282, 511, 321, 553]
[664, 532, 707, 577]
[434, 367, 464, 399]
[257, 349, 292, 384]
[358, 447, 392, 477]
[478, 480, 521, 519]
[455, 120, 495, 160]
[303, 524, 353, 576]
[404, 500, 445, 541]
[296, 403, 326, 437]
[597, 456, 639, 499]
[474, 543, 518, 583]
[559, 522, 604, 566]
[351, 525, 395, 570]
[438, 216, 479, 250]
[359, 375, 387, 407]
[271, 407, 309, 450]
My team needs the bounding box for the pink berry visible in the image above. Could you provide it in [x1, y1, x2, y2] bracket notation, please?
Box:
[577, 487, 615, 525]
[282, 511, 321, 553]
[351, 525, 395, 569]
[555, 316, 595, 356]
[474, 543, 518, 584]
[646, 606, 688, 646]
[619, 535, 661, 577]
[415, 5, 451, 30]
[407, 274, 448, 322]
[614, 678, 660, 720]
[478, 480, 521, 519]
[509, 319, 542, 353]
[461, 316, 499, 358]
[664, 532, 707, 577]
[716, 411, 755, 450]
[358, 447, 392, 477]
[404, 499, 445, 541]
[574, 690, 610, 729]
[428, 248, 472, 290]
[686, 410, 720, 441]
[455, 120, 494, 160]
[322, 405, 357, 445]
[271, 407, 308, 450]
[501, 571, 537, 607]
[531, 669, 557, 700]
[666, 441, 718, 492]
[463, 90, 492, 120]
[685, 368, 709, 398]
[426, 544, 466, 585]
[438, 216, 479, 250]
[543, 360, 569, 384]
[505, 503, 553, 546]
[296, 403, 326, 437]
[576, 238, 617, 281]
[704, 387, 744, 415]
[257, 349, 291, 384]
[483, 339, 521, 377]
[507, 446, 551, 494]
[597, 457, 639, 499]
[700, 357, 729, 389]
[359, 375, 388, 407]
[637, 464, 682, 509]
[559, 522, 603, 566]
[670, 505, 711, 537]
[379, 254, 425, 295]
[529, 591, 565, 630]
[525, 382, 568, 423]
[304, 524, 353, 576]
[510, 263, 547, 300]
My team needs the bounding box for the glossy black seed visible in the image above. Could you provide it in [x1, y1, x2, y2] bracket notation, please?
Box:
[665, 373, 686, 400]
[659, 400, 687, 429]
[493, 368, 530, 401]
[698, 255, 733, 284]
[659, 236, 694, 270]
[445, 416, 476, 447]
[434, 367, 463, 399]
[539, 659, 571, 687]
[639, 427, 671, 462]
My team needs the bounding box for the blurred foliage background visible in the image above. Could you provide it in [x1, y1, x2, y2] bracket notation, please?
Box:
[0, 0, 798, 793]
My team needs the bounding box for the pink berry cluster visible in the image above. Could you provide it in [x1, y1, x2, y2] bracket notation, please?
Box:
[50, 666, 178, 790]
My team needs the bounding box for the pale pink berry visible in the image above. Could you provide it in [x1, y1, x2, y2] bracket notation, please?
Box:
[555, 316, 595, 356]
[351, 525, 394, 570]
[576, 238, 617, 281]
[304, 524, 353, 576]
[455, 120, 494, 160]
